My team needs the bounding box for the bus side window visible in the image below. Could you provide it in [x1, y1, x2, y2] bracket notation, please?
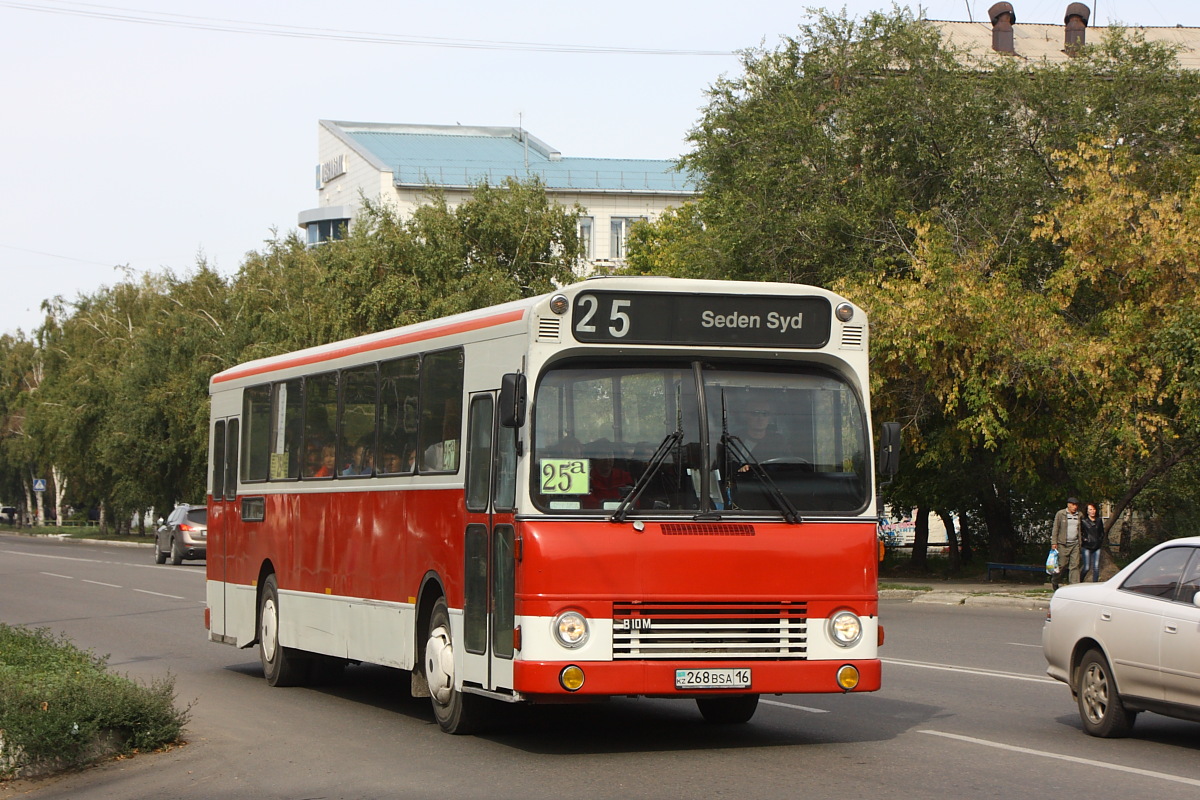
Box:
[212, 420, 226, 499]
[242, 384, 271, 482]
[418, 349, 465, 473]
[339, 364, 378, 476]
[302, 372, 339, 478]
[379, 356, 418, 475]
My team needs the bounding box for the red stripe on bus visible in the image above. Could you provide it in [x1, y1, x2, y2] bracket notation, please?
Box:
[212, 308, 527, 384]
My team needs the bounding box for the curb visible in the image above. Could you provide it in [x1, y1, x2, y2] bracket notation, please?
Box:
[881, 588, 1049, 610]
[1, 532, 153, 548]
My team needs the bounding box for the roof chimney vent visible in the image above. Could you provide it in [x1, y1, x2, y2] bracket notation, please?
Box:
[988, 3, 1017, 55]
[1065, 3, 1090, 54]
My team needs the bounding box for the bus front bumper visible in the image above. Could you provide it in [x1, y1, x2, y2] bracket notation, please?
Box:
[512, 659, 881, 698]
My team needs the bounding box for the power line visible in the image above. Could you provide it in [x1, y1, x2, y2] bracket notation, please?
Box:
[0, 242, 125, 268]
[0, 0, 735, 56]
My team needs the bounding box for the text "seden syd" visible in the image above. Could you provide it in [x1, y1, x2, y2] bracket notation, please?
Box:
[700, 309, 805, 333]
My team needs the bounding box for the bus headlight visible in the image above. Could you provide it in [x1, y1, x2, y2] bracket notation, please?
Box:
[553, 611, 589, 649]
[828, 611, 863, 647]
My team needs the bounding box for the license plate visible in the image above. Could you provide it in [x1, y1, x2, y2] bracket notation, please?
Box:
[675, 668, 751, 690]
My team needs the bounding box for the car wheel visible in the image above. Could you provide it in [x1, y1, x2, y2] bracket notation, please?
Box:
[154, 539, 167, 564]
[1076, 649, 1137, 737]
[170, 537, 184, 566]
[425, 596, 488, 734]
[258, 574, 308, 687]
[696, 694, 760, 724]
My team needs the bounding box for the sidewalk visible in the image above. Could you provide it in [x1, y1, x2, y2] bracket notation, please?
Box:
[879, 578, 1052, 610]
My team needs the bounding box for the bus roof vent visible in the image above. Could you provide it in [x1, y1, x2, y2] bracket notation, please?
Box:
[536, 315, 561, 342]
[840, 325, 865, 350]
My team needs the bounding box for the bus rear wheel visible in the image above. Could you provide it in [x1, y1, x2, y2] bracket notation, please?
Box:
[259, 574, 307, 687]
[697, 694, 760, 724]
[425, 597, 488, 734]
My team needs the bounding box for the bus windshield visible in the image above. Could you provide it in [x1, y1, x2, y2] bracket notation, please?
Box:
[531, 361, 868, 517]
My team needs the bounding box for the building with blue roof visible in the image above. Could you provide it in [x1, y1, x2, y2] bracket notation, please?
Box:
[299, 120, 698, 269]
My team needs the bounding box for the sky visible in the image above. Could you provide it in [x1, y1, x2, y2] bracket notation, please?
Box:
[3, 0, 1199, 338]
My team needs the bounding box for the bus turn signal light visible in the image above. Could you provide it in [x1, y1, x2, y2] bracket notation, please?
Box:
[560, 665, 585, 692]
[836, 665, 860, 692]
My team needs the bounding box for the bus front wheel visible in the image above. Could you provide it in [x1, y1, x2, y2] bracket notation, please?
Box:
[425, 597, 488, 734]
[697, 694, 760, 724]
[259, 574, 307, 687]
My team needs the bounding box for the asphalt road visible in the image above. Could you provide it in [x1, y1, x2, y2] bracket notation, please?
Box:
[2, 533, 1198, 799]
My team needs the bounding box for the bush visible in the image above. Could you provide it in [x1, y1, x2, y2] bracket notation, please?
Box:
[0, 625, 189, 779]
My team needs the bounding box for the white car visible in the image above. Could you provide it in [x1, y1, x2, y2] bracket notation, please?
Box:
[1043, 535, 1200, 737]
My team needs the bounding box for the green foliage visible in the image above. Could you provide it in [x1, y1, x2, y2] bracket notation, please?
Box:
[0, 625, 188, 778]
[631, 8, 1200, 560]
[0, 176, 580, 522]
[310, 178, 582, 337]
[624, 203, 720, 278]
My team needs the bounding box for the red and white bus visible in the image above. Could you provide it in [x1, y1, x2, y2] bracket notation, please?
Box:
[205, 276, 898, 733]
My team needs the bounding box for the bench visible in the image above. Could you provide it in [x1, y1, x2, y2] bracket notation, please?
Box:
[986, 562, 1046, 581]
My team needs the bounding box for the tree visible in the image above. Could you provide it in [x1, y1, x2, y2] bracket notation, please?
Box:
[629, 8, 1200, 559]
[1034, 141, 1200, 542]
[0, 333, 41, 522]
[6, 176, 581, 527]
[843, 218, 1080, 560]
[309, 177, 582, 337]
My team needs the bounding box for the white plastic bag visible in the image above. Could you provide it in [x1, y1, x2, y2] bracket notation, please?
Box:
[1045, 548, 1060, 574]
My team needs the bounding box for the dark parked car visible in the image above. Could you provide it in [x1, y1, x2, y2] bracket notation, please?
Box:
[155, 504, 207, 565]
[1043, 535, 1200, 737]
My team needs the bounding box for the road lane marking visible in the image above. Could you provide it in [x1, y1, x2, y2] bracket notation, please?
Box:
[1007, 642, 1042, 648]
[884, 657, 1056, 684]
[9, 549, 134, 565]
[4, 549, 203, 575]
[133, 588, 187, 600]
[920, 730, 1200, 788]
[761, 699, 829, 713]
[31, 565, 198, 603]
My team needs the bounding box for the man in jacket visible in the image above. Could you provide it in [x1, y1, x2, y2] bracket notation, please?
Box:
[1051, 497, 1082, 590]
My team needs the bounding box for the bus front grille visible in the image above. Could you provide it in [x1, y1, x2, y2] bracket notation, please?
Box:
[612, 602, 808, 660]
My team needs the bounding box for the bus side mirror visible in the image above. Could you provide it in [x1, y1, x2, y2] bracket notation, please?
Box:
[877, 421, 900, 477]
[499, 372, 526, 428]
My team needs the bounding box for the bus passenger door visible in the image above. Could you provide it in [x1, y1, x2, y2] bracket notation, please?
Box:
[208, 416, 239, 640]
[463, 392, 517, 695]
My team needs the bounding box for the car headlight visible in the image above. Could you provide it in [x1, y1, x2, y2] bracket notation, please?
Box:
[552, 611, 590, 649]
[828, 611, 863, 647]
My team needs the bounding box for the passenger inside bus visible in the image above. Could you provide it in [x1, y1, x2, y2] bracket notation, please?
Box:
[731, 395, 788, 471]
[423, 401, 462, 472]
[582, 440, 633, 508]
[379, 450, 403, 474]
[313, 444, 337, 477]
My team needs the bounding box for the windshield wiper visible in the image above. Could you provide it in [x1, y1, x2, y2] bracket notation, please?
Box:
[612, 429, 684, 523]
[719, 392, 802, 524]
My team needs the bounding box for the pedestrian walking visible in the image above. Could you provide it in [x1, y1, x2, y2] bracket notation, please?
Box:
[1080, 501, 1105, 582]
[1051, 496, 1083, 590]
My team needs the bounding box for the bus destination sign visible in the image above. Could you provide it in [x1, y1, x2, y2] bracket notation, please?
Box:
[570, 291, 832, 348]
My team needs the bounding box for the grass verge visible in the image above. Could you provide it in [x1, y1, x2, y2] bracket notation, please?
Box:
[0, 625, 190, 780]
[0, 525, 151, 545]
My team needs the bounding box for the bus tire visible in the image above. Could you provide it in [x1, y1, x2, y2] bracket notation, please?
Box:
[259, 574, 307, 687]
[170, 537, 184, 566]
[696, 694, 759, 724]
[425, 596, 487, 734]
